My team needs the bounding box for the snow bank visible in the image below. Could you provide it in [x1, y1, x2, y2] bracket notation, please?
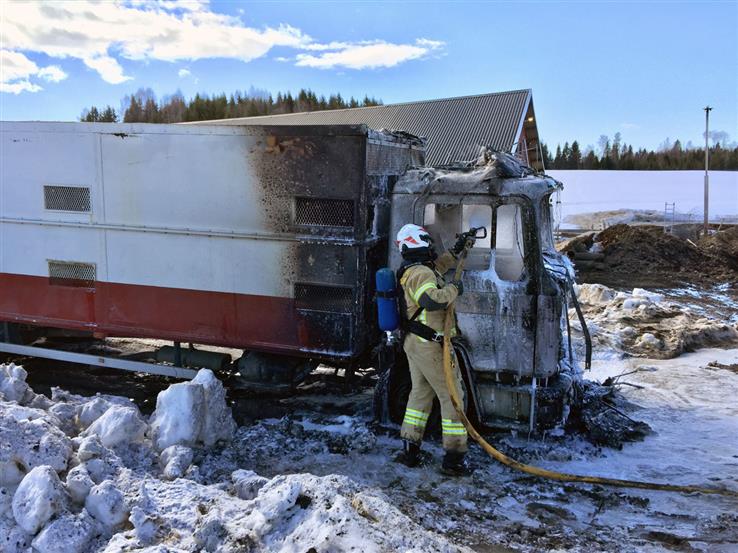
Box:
[105, 473, 464, 553]
[574, 284, 738, 358]
[0, 364, 466, 552]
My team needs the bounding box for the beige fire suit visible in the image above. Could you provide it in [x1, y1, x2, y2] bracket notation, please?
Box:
[399, 252, 468, 452]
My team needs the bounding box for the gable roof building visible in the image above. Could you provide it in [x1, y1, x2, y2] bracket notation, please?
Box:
[203, 89, 544, 169]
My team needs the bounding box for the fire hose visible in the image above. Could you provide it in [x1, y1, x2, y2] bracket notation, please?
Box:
[441, 242, 738, 497]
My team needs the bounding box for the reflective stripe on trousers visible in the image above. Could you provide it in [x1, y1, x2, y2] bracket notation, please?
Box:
[441, 418, 467, 436]
[403, 408, 429, 428]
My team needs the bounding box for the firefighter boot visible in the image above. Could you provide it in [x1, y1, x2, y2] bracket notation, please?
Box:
[440, 451, 473, 476]
[394, 440, 422, 468]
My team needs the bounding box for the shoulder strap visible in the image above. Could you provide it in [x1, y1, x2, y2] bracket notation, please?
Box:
[397, 264, 425, 323]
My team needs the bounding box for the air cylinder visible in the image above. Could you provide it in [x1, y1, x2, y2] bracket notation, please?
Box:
[375, 268, 400, 332]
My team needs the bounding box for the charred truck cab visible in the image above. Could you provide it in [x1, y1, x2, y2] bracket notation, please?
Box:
[380, 159, 588, 431]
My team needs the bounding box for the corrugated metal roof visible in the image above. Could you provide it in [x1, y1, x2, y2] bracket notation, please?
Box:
[204, 89, 532, 165]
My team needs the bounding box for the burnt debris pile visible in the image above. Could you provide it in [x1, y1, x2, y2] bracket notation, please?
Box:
[567, 381, 652, 449]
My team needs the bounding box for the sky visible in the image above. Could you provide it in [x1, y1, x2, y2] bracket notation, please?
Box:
[1, 0, 736, 151]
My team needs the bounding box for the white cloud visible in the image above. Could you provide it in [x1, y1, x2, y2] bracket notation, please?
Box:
[0, 80, 43, 94]
[36, 65, 68, 83]
[178, 68, 191, 77]
[620, 122, 640, 130]
[274, 57, 290, 63]
[295, 39, 444, 70]
[0, 49, 67, 94]
[1, 1, 445, 90]
[82, 55, 132, 84]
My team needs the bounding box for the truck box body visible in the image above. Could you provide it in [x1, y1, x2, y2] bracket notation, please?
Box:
[0, 122, 424, 362]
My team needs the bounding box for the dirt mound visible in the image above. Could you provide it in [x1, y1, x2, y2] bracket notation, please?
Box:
[598, 224, 711, 271]
[698, 226, 738, 270]
[560, 224, 738, 287]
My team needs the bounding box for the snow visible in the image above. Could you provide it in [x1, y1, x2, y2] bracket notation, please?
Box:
[31, 511, 96, 553]
[0, 365, 467, 552]
[76, 435, 105, 462]
[12, 465, 67, 534]
[82, 405, 147, 448]
[0, 364, 30, 403]
[190, 368, 237, 447]
[159, 445, 193, 480]
[150, 380, 205, 451]
[85, 480, 128, 529]
[549, 170, 738, 227]
[231, 469, 268, 500]
[0, 404, 72, 485]
[150, 369, 235, 451]
[65, 465, 95, 505]
[574, 283, 738, 359]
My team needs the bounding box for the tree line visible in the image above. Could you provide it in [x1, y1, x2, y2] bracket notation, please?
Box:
[80, 87, 382, 124]
[541, 132, 738, 170]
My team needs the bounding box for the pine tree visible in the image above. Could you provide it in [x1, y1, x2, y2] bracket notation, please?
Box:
[562, 142, 572, 169]
[569, 141, 581, 169]
[80, 106, 100, 122]
[100, 106, 118, 122]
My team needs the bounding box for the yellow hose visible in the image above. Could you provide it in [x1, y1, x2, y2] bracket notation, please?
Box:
[441, 246, 738, 497]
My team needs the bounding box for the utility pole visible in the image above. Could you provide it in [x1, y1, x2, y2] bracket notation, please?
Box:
[703, 106, 712, 236]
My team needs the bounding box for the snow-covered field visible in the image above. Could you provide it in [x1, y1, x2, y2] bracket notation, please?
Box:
[1, 284, 737, 552]
[549, 170, 738, 226]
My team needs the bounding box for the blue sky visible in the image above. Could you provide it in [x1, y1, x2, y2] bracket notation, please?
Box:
[1, 0, 736, 151]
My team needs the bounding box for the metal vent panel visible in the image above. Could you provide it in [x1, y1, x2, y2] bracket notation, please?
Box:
[44, 185, 91, 212]
[48, 260, 96, 287]
[295, 283, 354, 313]
[294, 198, 354, 228]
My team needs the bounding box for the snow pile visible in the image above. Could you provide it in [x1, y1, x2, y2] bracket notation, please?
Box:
[0, 364, 32, 403]
[573, 284, 738, 358]
[104, 473, 463, 553]
[0, 405, 72, 487]
[150, 368, 236, 451]
[0, 365, 465, 553]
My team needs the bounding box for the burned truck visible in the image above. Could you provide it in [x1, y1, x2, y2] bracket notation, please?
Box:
[0, 121, 588, 430]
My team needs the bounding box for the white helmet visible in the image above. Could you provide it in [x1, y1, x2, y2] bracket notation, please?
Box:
[396, 223, 433, 253]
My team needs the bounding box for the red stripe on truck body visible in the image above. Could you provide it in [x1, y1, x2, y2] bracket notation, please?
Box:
[0, 272, 318, 355]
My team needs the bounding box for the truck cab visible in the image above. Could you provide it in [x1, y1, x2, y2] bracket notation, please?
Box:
[381, 157, 587, 431]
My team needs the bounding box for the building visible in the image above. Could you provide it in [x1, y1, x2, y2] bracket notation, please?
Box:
[205, 89, 543, 169]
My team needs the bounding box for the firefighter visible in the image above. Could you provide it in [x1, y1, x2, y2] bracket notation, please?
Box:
[394, 223, 475, 476]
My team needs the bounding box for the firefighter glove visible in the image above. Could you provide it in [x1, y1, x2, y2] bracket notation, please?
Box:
[451, 280, 464, 296]
[451, 230, 477, 255]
